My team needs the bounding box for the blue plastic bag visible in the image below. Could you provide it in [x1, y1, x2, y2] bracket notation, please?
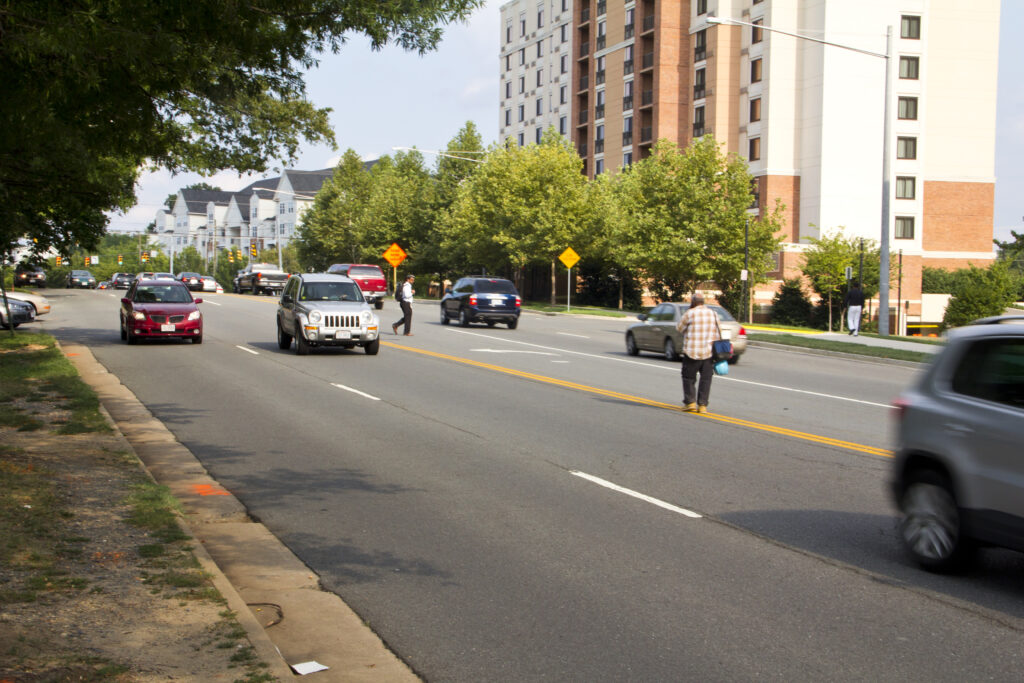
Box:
[714, 359, 729, 376]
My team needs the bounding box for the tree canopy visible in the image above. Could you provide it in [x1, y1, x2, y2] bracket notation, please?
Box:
[1, 0, 484, 259]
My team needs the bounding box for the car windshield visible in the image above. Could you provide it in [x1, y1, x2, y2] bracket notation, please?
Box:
[134, 285, 192, 304]
[251, 263, 277, 271]
[299, 282, 363, 302]
[180, 272, 200, 278]
[72, 271, 90, 276]
[474, 279, 517, 294]
[348, 266, 383, 276]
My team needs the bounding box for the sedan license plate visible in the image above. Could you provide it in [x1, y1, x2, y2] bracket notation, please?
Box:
[160, 324, 176, 332]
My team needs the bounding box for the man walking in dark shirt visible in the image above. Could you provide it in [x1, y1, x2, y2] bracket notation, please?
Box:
[844, 282, 865, 336]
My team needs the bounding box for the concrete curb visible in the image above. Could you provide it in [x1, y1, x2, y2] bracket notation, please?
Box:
[61, 342, 419, 683]
[748, 340, 926, 368]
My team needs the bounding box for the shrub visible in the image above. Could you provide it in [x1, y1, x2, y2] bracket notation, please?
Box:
[942, 263, 1016, 329]
[770, 278, 813, 327]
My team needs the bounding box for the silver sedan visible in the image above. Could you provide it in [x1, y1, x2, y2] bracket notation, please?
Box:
[625, 302, 748, 363]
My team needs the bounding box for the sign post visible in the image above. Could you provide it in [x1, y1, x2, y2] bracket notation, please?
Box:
[383, 242, 408, 294]
[558, 247, 580, 312]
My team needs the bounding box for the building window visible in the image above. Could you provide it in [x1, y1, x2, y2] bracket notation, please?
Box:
[750, 97, 762, 122]
[561, 55, 569, 73]
[897, 136, 917, 159]
[895, 216, 915, 239]
[624, 151, 633, 167]
[536, 127, 543, 143]
[536, 97, 543, 115]
[696, 0, 707, 15]
[694, 67, 706, 99]
[561, 24, 569, 42]
[562, 0, 568, 11]
[752, 19, 763, 44]
[537, 41, 543, 57]
[518, 132, 525, 146]
[749, 137, 761, 161]
[898, 96, 918, 120]
[538, 8, 544, 28]
[506, 55, 511, 71]
[505, 109, 511, 126]
[537, 68, 543, 87]
[901, 15, 921, 39]
[595, 158, 605, 175]
[694, 29, 707, 61]
[899, 56, 919, 79]
[693, 105, 705, 136]
[505, 81, 511, 98]
[506, 24, 512, 43]
[896, 176, 916, 200]
[520, 14, 526, 35]
[519, 48, 525, 65]
[559, 115, 567, 135]
[518, 104, 525, 122]
[750, 58, 763, 83]
[560, 85, 568, 104]
[519, 76, 525, 93]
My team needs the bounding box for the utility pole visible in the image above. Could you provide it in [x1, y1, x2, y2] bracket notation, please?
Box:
[743, 218, 750, 323]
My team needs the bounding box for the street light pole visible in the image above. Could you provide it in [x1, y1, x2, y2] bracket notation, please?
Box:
[707, 14, 893, 335]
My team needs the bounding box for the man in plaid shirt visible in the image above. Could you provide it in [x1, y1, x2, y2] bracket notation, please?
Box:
[675, 293, 721, 414]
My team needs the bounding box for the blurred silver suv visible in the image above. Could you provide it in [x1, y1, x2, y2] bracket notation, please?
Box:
[276, 273, 380, 355]
[891, 315, 1024, 571]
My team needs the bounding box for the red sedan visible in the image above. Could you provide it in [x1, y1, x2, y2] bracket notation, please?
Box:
[120, 279, 203, 344]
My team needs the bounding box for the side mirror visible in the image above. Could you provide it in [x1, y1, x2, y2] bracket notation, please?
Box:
[637, 313, 648, 321]
[121, 297, 130, 305]
[194, 298, 203, 304]
[281, 294, 293, 304]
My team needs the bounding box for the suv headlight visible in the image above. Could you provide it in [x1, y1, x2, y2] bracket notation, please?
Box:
[187, 310, 201, 321]
[308, 310, 322, 324]
[132, 311, 146, 321]
[360, 310, 373, 325]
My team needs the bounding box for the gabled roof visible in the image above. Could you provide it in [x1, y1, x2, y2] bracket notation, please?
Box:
[240, 176, 280, 200]
[180, 189, 235, 214]
[283, 168, 335, 195]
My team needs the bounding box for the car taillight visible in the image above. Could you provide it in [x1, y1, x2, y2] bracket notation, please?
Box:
[470, 295, 477, 305]
[256, 273, 262, 281]
[515, 296, 521, 307]
[892, 397, 910, 422]
[738, 326, 747, 337]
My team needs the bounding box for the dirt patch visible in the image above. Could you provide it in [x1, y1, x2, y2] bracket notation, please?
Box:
[0, 396, 274, 681]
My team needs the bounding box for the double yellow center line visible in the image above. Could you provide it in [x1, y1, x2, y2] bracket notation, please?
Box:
[384, 341, 892, 459]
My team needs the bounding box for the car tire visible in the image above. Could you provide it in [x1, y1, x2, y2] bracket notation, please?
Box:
[120, 320, 127, 341]
[440, 306, 450, 325]
[295, 325, 310, 356]
[626, 332, 639, 356]
[374, 300, 384, 310]
[899, 470, 973, 572]
[663, 337, 679, 362]
[508, 318, 518, 330]
[364, 338, 380, 355]
[126, 327, 137, 345]
[191, 334, 203, 344]
[459, 308, 470, 327]
[277, 320, 292, 350]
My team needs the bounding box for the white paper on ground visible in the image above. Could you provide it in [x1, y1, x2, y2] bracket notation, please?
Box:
[291, 661, 330, 675]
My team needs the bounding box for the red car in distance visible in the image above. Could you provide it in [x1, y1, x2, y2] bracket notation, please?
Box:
[120, 279, 203, 344]
[326, 264, 387, 309]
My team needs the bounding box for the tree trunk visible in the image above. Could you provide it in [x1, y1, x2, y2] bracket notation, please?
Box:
[551, 259, 556, 306]
[827, 292, 833, 331]
[618, 271, 624, 310]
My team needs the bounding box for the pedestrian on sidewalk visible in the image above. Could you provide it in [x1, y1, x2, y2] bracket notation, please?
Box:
[676, 293, 721, 414]
[392, 274, 415, 336]
[844, 282, 865, 336]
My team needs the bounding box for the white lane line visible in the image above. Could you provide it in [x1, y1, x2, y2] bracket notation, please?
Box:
[331, 383, 381, 401]
[448, 328, 890, 409]
[558, 332, 590, 339]
[471, 349, 557, 356]
[551, 360, 570, 363]
[236, 345, 259, 355]
[570, 471, 702, 519]
[202, 300, 222, 306]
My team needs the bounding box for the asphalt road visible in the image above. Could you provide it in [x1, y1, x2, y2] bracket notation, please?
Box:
[45, 287, 1024, 681]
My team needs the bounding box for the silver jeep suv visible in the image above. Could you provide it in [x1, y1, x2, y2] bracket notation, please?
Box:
[276, 273, 380, 355]
[891, 315, 1024, 571]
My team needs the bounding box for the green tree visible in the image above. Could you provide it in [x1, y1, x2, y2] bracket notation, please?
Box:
[802, 229, 881, 331]
[994, 230, 1024, 299]
[613, 137, 781, 302]
[942, 262, 1017, 329]
[357, 150, 435, 273]
[1, 0, 482, 261]
[770, 278, 813, 327]
[444, 130, 592, 300]
[431, 122, 485, 277]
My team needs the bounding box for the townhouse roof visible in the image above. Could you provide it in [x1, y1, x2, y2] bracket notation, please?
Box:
[179, 188, 235, 214]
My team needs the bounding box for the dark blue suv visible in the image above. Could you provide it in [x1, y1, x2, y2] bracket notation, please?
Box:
[440, 277, 521, 329]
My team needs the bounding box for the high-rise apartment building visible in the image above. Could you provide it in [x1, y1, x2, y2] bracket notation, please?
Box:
[563, 0, 1000, 323]
[500, 0, 576, 147]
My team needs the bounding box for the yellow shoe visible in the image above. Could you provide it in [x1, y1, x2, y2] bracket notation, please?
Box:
[684, 403, 697, 412]
[697, 405, 708, 414]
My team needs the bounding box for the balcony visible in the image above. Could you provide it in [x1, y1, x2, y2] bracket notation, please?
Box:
[692, 124, 705, 137]
[622, 131, 633, 145]
[624, 59, 634, 75]
[595, 139, 605, 153]
[578, 74, 589, 91]
[694, 47, 706, 61]
[640, 89, 653, 107]
[693, 85, 705, 99]
[640, 126, 653, 143]
[578, 142, 588, 157]
[596, 69, 606, 85]
[580, 6, 589, 23]
[596, 35, 606, 50]
[597, 0, 606, 15]
[641, 52, 654, 70]
[579, 110, 589, 125]
[579, 42, 590, 57]
[642, 15, 655, 32]
[624, 24, 635, 39]
[595, 104, 605, 119]
[622, 95, 634, 110]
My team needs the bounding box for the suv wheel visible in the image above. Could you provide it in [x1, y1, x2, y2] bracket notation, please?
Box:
[277, 320, 293, 350]
[899, 470, 973, 572]
[459, 308, 470, 327]
[364, 338, 380, 355]
[440, 306, 450, 325]
[295, 325, 311, 355]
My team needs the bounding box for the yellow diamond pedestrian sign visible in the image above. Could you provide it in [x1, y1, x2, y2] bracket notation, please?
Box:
[559, 247, 580, 269]
[383, 242, 407, 267]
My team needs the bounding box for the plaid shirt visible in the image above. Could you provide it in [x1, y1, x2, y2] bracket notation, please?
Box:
[676, 304, 720, 360]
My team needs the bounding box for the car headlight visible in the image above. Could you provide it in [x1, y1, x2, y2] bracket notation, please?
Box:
[188, 310, 201, 321]
[308, 310, 322, 324]
[360, 310, 373, 325]
[132, 311, 146, 321]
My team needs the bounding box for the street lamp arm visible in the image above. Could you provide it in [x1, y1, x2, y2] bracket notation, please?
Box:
[706, 15, 887, 59]
[392, 147, 485, 164]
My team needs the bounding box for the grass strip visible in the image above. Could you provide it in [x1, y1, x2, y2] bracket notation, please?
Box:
[522, 303, 630, 317]
[748, 333, 934, 364]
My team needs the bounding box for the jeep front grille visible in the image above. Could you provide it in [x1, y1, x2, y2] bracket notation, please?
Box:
[322, 314, 360, 328]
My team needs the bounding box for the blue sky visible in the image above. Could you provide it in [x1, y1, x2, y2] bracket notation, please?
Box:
[109, 0, 1022, 246]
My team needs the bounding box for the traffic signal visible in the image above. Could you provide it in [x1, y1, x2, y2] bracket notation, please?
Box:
[227, 250, 234, 263]
[141, 251, 149, 263]
[117, 254, 123, 265]
[55, 255, 62, 266]
[250, 243, 257, 258]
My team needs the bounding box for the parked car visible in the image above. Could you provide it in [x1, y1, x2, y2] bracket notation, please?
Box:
[4, 290, 51, 316]
[1, 297, 36, 328]
[97, 281, 111, 290]
[276, 273, 380, 355]
[890, 315, 1024, 572]
[119, 279, 203, 344]
[199, 276, 218, 292]
[177, 272, 203, 291]
[14, 264, 46, 288]
[66, 269, 97, 289]
[236, 262, 288, 295]
[112, 272, 136, 289]
[440, 277, 522, 329]
[625, 302, 748, 362]
[326, 264, 388, 309]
